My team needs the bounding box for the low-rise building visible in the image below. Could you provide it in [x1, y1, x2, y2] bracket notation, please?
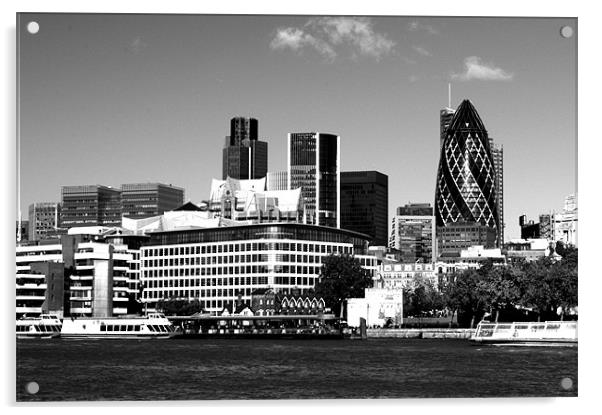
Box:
[346, 288, 403, 328]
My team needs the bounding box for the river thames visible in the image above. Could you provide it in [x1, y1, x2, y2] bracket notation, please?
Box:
[16, 338, 577, 401]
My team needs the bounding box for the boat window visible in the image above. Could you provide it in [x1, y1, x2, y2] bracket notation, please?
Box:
[100, 324, 107, 332]
[134, 325, 141, 331]
[120, 325, 126, 332]
[108, 325, 114, 331]
[127, 325, 134, 332]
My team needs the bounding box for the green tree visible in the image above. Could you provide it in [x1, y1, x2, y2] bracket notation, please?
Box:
[444, 269, 490, 328]
[157, 298, 204, 316]
[314, 254, 373, 317]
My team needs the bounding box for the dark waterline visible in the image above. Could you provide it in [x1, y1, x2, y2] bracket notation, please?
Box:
[16, 338, 577, 401]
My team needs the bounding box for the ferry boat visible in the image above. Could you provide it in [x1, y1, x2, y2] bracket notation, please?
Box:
[470, 320, 577, 346]
[60, 313, 177, 339]
[16, 314, 62, 339]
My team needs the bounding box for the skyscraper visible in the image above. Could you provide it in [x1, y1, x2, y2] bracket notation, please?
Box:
[28, 202, 62, 241]
[222, 117, 268, 180]
[389, 203, 436, 263]
[340, 171, 388, 246]
[435, 99, 499, 242]
[489, 137, 504, 246]
[440, 107, 456, 150]
[121, 183, 184, 219]
[288, 132, 340, 228]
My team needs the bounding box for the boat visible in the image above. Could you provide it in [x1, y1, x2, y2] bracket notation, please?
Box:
[16, 314, 62, 339]
[60, 313, 178, 339]
[470, 320, 577, 346]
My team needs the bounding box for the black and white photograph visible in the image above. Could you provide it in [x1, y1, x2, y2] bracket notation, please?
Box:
[13, 8, 579, 403]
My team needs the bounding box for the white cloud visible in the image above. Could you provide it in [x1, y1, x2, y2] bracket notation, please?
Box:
[452, 56, 514, 81]
[270, 17, 395, 62]
[412, 45, 432, 57]
[407, 21, 438, 35]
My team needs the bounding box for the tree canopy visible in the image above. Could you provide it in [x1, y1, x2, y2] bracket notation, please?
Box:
[314, 254, 373, 316]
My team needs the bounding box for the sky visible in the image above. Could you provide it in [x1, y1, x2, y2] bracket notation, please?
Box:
[17, 13, 577, 240]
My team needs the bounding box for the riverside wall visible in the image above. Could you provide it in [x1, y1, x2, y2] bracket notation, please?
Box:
[367, 328, 475, 339]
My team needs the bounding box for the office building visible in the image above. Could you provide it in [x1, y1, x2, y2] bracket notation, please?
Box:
[489, 137, 504, 246]
[28, 202, 61, 241]
[61, 185, 122, 228]
[222, 117, 268, 180]
[121, 183, 184, 219]
[16, 220, 29, 243]
[437, 221, 497, 256]
[267, 171, 288, 191]
[553, 194, 578, 246]
[439, 107, 456, 149]
[288, 132, 340, 228]
[340, 171, 388, 246]
[389, 203, 436, 263]
[435, 99, 500, 243]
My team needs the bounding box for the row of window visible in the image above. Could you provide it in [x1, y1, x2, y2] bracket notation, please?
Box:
[144, 276, 270, 289]
[143, 253, 331, 267]
[143, 242, 351, 257]
[142, 265, 322, 278]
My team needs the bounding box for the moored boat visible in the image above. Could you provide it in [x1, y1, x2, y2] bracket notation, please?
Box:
[470, 320, 577, 346]
[60, 313, 177, 339]
[16, 314, 62, 339]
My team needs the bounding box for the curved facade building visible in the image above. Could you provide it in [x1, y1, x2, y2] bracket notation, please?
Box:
[435, 100, 499, 238]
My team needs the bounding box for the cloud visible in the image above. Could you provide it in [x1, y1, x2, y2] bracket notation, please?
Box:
[127, 36, 147, 54]
[451, 56, 514, 81]
[407, 21, 438, 35]
[270, 17, 395, 61]
[412, 45, 432, 57]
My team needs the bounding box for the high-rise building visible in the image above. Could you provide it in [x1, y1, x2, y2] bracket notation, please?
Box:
[28, 202, 61, 241]
[437, 221, 497, 256]
[266, 171, 288, 191]
[288, 132, 340, 228]
[222, 117, 268, 180]
[440, 107, 456, 150]
[389, 203, 436, 263]
[340, 171, 388, 246]
[435, 99, 500, 243]
[489, 137, 504, 246]
[61, 185, 122, 228]
[121, 183, 184, 219]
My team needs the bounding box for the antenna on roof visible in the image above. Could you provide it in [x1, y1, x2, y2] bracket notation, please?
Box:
[448, 83, 452, 108]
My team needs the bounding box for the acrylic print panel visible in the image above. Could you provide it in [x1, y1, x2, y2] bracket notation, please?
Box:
[16, 13, 577, 401]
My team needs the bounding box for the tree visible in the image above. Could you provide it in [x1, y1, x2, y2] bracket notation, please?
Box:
[156, 298, 204, 316]
[444, 269, 490, 328]
[314, 254, 373, 317]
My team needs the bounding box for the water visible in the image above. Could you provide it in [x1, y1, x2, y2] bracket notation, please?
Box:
[16, 338, 577, 401]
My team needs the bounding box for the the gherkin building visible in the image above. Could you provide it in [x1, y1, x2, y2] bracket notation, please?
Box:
[435, 99, 499, 236]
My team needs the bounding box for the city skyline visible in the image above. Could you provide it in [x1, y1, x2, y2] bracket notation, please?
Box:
[17, 14, 577, 240]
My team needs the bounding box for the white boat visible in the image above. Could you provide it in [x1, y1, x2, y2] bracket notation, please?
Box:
[16, 314, 62, 339]
[60, 313, 177, 339]
[470, 320, 577, 346]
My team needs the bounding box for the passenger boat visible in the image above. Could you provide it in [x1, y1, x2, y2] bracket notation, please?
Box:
[16, 314, 62, 339]
[470, 320, 577, 346]
[60, 313, 177, 339]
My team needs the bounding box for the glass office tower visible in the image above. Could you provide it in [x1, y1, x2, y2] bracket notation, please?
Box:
[222, 117, 268, 180]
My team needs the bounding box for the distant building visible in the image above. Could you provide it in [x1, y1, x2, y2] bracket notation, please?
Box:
[553, 194, 578, 246]
[389, 203, 436, 263]
[435, 100, 500, 246]
[222, 117, 268, 180]
[504, 239, 553, 263]
[437, 221, 497, 257]
[489, 137, 504, 246]
[340, 171, 388, 246]
[28, 202, 61, 241]
[121, 183, 184, 219]
[266, 171, 288, 191]
[61, 185, 122, 228]
[374, 262, 438, 291]
[16, 220, 29, 243]
[288, 132, 340, 228]
[439, 107, 455, 149]
[346, 288, 403, 328]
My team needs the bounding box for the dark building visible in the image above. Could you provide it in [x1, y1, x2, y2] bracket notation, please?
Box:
[519, 214, 553, 240]
[437, 221, 497, 256]
[489, 137, 504, 246]
[28, 202, 61, 241]
[288, 132, 340, 228]
[340, 171, 388, 246]
[121, 183, 184, 219]
[435, 99, 500, 245]
[396, 203, 433, 217]
[61, 185, 122, 228]
[16, 220, 29, 243]
[222, 117, 268, 180]
[389, 203, 435, 263]
[439, 107, 455, 149]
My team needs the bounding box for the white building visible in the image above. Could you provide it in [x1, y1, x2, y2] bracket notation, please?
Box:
[374, 262, 438, 290]
[553, 194, 578, 247]
[347, 288, 403, 328]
